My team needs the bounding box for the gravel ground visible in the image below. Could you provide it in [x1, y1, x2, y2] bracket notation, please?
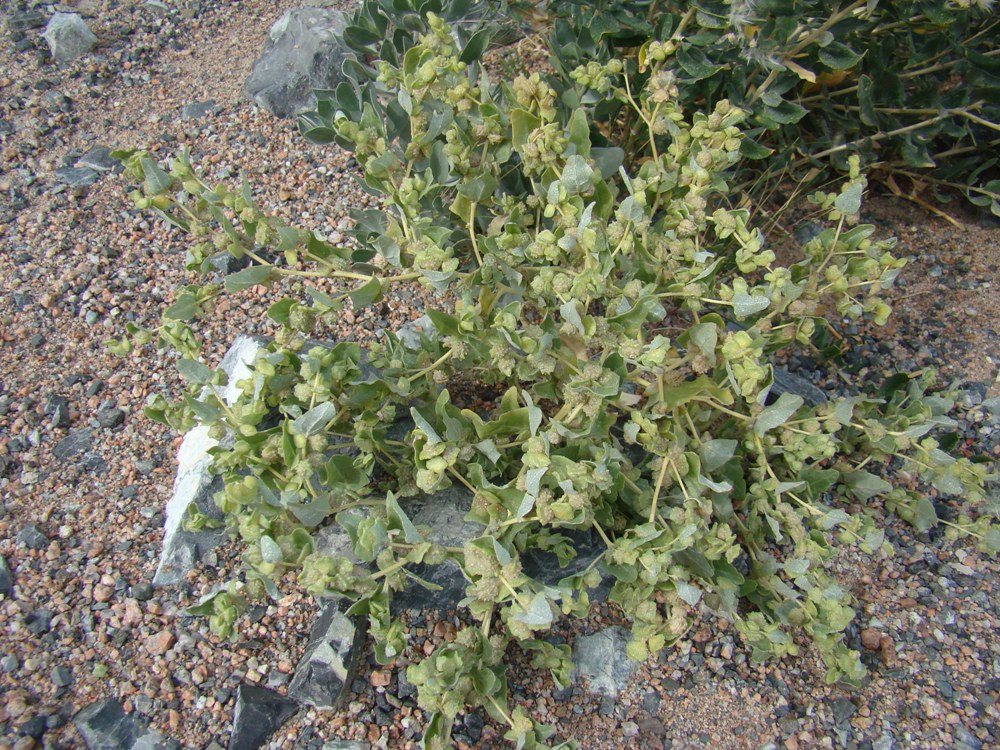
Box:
[0, 2, 998, 750]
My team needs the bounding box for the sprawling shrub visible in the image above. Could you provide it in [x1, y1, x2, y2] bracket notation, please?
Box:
[515, 0, 1000, 217]
[114, 8, 995, 749]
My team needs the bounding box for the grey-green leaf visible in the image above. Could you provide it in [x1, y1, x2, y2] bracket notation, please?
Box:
[291, 402, 335, 436]
[754, 393, 804, 436]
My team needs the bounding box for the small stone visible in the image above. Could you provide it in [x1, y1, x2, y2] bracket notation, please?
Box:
[132, 583, 154, 601]
[54, 167, 99, 189]
[598, 694, 616, 716]
[17, 524, 48, 550]
[77, 147, 119, 172]
[43, 13, 97, 62]
[146, 630, 175, 656]
[51, 665, 72, 687]
[20, 714, 47, 739]
[860, 628, 882, 651]
[93, 584, 113, 602]
[74, 699, 144, 750]
[621, 720, 639, 738]
[2, 654, 18, 672]
[181, 100, 219, 120]
[53, 429, 93, 459]
[0, 555, 12, 595]
[25, 609, 54, 635]
[96, 406, 125, 428]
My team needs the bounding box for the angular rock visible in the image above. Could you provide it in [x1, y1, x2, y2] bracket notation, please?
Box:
[154, 336, 265, 586]
[229, 684, 297, 750]
[77, 147, 119, 173]
[573, 626, 638, 696]
[288, 600, 366, 709]
[391, 485, 485, 611]
[770, 366, 827, 408]
[53, 428, 93, 459]
[42, 13, 97, 62]
[8, 9, 48, 32]
[322, 743, 371, 750]
[181, 100, 220, 120]
[132, 730, 178, 750]
[17, 523, 48, 550]
[0, 555, 12, 596]
[96, 406, 125, 428]
[244, 7, 348, 118]
[54, 166, 99, 188]
[74, 699, 143, 750]
[395, 315, 436, 350]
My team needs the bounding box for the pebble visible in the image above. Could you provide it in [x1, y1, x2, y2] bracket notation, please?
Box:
[146, 630, 176, 656]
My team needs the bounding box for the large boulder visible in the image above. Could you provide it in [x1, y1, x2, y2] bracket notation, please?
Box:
[42, 13, 97, 62]
[244, 8, 348, 119]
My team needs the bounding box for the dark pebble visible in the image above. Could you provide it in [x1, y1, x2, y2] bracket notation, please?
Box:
[132, 583, 154, 601]
[20, 714, 47, 739]
[51, 665, 72, 688]
[25, 609, 54, 636]
[17, 523, 48, 550]
[96, 406, 125, 428]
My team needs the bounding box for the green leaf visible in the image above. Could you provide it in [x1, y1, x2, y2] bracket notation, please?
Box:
[700, 439, 737, 472]
[591, 147, 624, 178]
[754, 393, 804, 436]
[676, 45, 724, 80]
[568, 108, 591, 157]
[224, 265, 277, 293]
[842, 470, 892, 502]
[387, 492, 424, 544]
[457, 173, 498, 202]
[164, 293, 198, 322]
[140, 155, 172, 195]
[732, 290, 770, 319]
[177, 358, 212, 385]
[740, 137, 774, 160]
[349, 277, 383, 308]
[857, 75, 878, 127]
[459, 28, 492, 63]
[291, 402, 335, 436]
[561, 155, 595, 195]
[260, 535, 283, 564]
[267, 298, 295, 326]
[834, 181, 863, 215]
[511, 108, 541, 148]
[818, 41, 863, 70]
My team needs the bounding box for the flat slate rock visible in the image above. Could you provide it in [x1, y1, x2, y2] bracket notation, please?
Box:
[74, 699, 144, 750]
[77, 146, 119, 172]
[229, 684, 298, 750]
[288, 599, 366, 709]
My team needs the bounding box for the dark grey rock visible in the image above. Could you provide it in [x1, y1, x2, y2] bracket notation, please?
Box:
[181, 100, 220, 120]
[321, 743, 370, 750]
[51, 665, 72, 687]
[830, 696, 857, 725]
[8, 9, 47, 31]
[17, 523, 48, 550]
[133, 730, 179, 750]
[396, 670, 417, 701]
[229, 684, 297, 750]
[0, 554, 11, 595]
[598, 694, 616, 716]
[25, 609, 54, 635]
[770, 367, 827, 408]
[390, 485, 484, 611]
[244, 7, 348, 118]
[54, 166, 100, 188]
[42, 13, 97, 62]
[54, 428, 93, 459]
[573, 626, 638, 696]
[77, 147, 119, 172]
[2, 654, 17, 672]
[288, 600, 366, 709]
[74, 699, 144, 750]
[43, 90, 72, 113]
[521, 527, 604, 585]
[96, 406, 125, 428]
[20, 714, 47, 739]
